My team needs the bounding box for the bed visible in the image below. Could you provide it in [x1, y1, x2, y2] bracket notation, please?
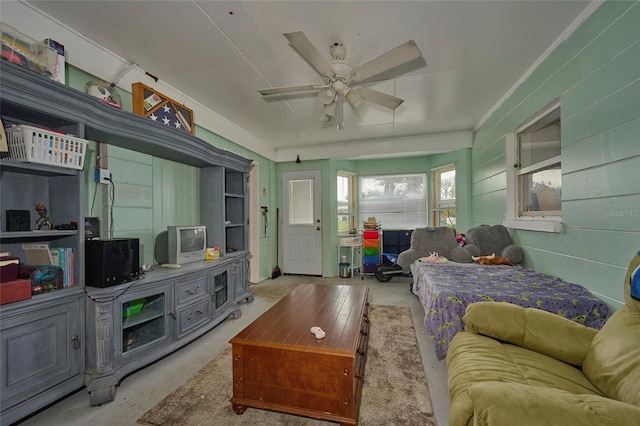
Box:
[411, 262, 613, 360]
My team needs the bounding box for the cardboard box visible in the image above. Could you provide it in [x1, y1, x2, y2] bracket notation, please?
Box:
[0, 279, 31, 305]
[205, 247, 220, 260]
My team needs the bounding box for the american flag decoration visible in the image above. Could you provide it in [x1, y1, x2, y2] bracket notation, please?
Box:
[132, 83, 194, 134]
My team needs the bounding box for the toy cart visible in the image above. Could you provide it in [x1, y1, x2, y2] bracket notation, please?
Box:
[374, 252, 411, 282]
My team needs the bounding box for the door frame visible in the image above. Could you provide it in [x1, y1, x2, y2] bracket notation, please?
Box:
[247, 162, 259, 283]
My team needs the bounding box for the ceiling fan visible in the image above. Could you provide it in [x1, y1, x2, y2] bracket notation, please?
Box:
[259, 31, 423, 129]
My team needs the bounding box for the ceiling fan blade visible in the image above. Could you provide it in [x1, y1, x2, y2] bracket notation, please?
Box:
[356, 86, 405, 110]
[258, 84, 321, 96]
[284, 31, 335, 81]
[350, 40, 422, 83]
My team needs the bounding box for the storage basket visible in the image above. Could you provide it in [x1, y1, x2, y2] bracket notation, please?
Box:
[5, 125, 87, 170]
[339, 236, 361, 246]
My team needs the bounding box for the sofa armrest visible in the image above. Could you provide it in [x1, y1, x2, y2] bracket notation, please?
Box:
[468, 382, 640, 426]
[500, 243, 524, 264]
[397, 248, 419, 267]
[463, 302, 597, 366]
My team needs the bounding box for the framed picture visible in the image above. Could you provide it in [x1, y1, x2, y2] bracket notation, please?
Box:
[132, 82, 194, 134]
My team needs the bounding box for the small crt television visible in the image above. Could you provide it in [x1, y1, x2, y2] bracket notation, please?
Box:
[155, 225, 207, 265]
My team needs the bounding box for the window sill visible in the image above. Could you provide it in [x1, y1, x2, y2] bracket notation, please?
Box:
[502, 218, 563, 233]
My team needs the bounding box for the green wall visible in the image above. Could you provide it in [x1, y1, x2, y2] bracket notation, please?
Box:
[470, 1, 640, 308]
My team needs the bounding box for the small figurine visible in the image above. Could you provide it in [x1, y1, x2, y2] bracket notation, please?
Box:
[34, 203, 53, 230]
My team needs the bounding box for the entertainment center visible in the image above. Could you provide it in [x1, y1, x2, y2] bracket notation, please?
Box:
[0, 60, 254, 424]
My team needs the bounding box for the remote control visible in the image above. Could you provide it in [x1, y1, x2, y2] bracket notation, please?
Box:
[161, 263, 182, 269]
[310, 326, 326, 339]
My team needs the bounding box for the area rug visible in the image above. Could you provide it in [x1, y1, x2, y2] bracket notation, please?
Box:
[138, 304, 436, 425]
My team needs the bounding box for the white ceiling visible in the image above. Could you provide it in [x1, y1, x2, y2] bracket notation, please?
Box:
[25, 0, 593, 160]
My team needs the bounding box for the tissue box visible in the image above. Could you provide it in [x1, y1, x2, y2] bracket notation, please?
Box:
[0, 279, 31, 304]
[0, 256, 20, 282]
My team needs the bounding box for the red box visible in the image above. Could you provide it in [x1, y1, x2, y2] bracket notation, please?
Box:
[0, 279, 32, 305]
[0, 256, 20, 282]
[363, 231, 379, 240]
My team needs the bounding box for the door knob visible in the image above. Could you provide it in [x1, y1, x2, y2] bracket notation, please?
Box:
[317, 226, 321, 230]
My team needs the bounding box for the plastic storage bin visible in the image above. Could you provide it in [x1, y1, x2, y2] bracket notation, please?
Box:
[5, 125, 87, 170]
[123, 298, 146, 318]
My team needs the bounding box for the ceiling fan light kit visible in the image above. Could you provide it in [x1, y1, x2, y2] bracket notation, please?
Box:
[318, 87, 336, 104]
[258, 31, 424, 128]
[346, 89, 364, 109]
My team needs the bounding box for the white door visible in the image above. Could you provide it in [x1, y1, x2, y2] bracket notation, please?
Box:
[282, 170, 322, 275]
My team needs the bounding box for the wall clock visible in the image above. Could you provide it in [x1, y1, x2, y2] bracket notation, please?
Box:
[132, 82, 194, 134]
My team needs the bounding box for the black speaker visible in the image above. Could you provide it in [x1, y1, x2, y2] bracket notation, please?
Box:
[6, 210, 30, 231]
[85, 239, 140, 288]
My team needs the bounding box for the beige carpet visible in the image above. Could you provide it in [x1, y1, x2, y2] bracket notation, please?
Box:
[138, 304, 436, 425]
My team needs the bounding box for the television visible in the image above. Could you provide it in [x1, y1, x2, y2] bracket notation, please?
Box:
[155, 225, 207, 265]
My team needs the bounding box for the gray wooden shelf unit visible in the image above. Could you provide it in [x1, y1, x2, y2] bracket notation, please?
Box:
[0, 60, 253, 425]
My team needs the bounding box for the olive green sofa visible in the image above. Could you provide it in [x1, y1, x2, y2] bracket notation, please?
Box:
[446, 252, 640, 426]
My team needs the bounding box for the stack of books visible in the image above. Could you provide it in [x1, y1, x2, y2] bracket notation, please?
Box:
[50, 247, 74, 288]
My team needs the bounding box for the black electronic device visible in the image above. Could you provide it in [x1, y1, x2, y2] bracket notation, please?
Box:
[85, 238, 140, 288]
[55, 222, 78, 230]
[6, 210, 30, 231]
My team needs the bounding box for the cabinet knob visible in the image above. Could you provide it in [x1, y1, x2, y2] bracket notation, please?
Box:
[71, 335, 80, 350]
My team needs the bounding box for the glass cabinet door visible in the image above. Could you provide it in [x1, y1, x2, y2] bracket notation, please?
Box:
[213, 270, 228, 309]
[121, 293, 166, 353]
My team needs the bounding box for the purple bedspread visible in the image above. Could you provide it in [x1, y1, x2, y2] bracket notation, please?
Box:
[412, 262, 612, 360]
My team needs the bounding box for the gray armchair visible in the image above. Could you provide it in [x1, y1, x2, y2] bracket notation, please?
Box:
[454, 224, 524, 264]
[397, 227, 459, 267]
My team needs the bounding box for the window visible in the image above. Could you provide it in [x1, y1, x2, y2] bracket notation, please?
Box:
[358, 173, 427, 229]
[432, 165, 456, 229]
[288, 178, 314, 224]
[337, 172, 355, 233]
[504, 103, 562, 233]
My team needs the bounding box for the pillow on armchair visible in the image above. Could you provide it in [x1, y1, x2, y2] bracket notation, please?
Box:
[452, 224, 524, 264]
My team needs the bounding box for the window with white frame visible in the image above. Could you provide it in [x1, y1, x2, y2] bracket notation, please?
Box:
[505, 103, 562, 232]
[337, 171, 355, 233]
[432, 165, 456, 229]
[358, 173, 427, 229]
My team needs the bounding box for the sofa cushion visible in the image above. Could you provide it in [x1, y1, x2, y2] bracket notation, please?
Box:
[582, 305, 640, 407]
[448, 333, 601, 398]
[447, 332, 602, 426]
[468, 382, 640, 426]
[463, 301, 598, 366]
[582, 253, 640, 407]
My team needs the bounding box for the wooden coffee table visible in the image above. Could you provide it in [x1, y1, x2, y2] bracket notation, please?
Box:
[230, 283, 369, 425]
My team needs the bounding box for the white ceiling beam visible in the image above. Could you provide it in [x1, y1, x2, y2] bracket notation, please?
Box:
[275, 131, 473, 162]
